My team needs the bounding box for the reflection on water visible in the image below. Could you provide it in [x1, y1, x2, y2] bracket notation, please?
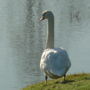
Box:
[0, 0, 90, 90]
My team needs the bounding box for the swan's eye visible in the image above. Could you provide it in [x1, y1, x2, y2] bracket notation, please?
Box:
[40, 13, 46, 20]
[40, 14, 46, 21]
[43, 13, 46, 18]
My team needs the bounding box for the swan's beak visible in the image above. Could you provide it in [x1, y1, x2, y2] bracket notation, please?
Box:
[40, 16, 44, 21]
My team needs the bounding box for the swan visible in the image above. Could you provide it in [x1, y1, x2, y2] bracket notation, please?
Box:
[40, 10, 71, 83]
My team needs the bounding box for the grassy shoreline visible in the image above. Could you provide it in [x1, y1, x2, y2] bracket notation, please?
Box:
[22, 73, 90, 90]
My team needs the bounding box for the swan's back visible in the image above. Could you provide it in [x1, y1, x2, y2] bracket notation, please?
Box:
[40, 48, 71, 79]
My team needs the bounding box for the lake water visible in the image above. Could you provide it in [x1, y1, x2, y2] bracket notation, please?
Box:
[0, 0, 90, 90]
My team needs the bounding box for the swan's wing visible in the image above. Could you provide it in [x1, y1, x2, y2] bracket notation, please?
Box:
[40, 48, 71, 77]
[49, 48, 71, 76]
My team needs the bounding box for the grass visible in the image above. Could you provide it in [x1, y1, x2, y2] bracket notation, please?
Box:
[22, 73, 90, 90]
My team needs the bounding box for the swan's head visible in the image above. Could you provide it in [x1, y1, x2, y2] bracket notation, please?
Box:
[40, 10, 53, 21]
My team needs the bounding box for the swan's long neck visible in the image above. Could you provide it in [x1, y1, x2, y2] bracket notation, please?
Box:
[46, 15, 54, 49]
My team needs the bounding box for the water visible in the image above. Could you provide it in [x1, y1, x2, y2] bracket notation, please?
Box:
[0, 0, 90, 90]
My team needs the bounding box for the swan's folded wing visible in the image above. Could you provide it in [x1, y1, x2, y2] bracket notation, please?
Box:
[45, 49, 71, 76]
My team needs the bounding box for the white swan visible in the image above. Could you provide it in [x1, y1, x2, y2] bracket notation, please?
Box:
[40, 11, 71, 83]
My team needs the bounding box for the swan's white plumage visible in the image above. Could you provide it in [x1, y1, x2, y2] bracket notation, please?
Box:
[40, 10, 71, 80]
[40, 48, 71, 78]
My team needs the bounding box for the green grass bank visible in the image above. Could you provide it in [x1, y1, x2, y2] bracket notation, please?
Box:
[22, 73, 90, 90]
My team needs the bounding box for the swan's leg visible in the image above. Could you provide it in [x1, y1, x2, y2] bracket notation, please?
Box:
[64, 74, 66, 81]
[45, 75, 48, 84]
